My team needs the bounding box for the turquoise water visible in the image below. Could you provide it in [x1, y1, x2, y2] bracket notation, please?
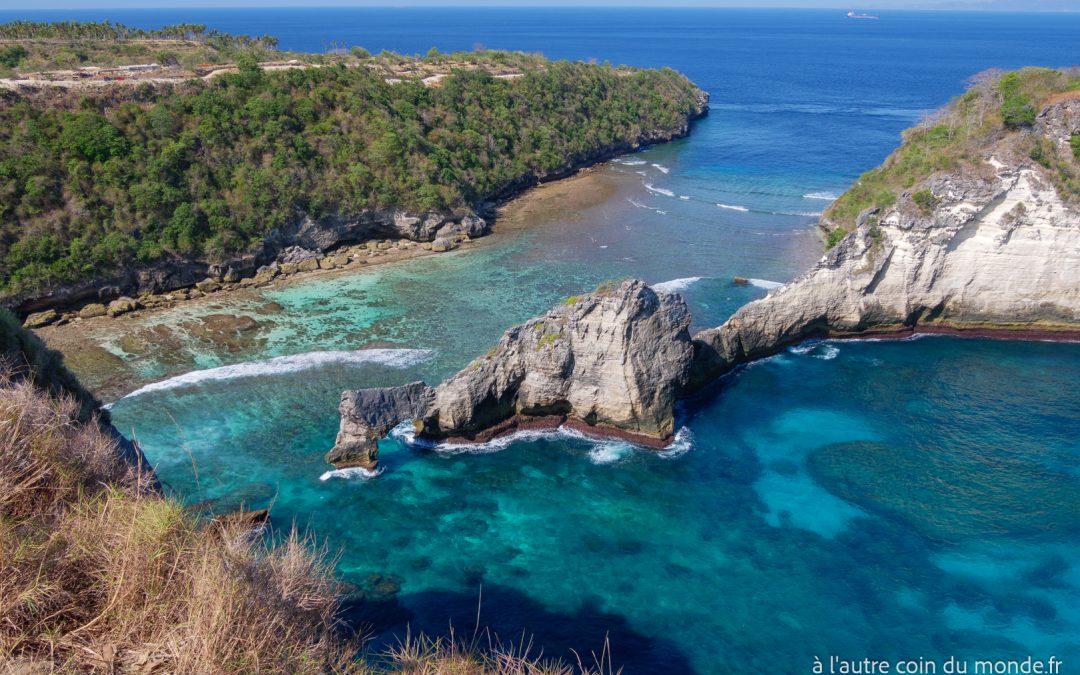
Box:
[22, 7, 1079, 672]
[112, 337, 1080, 673]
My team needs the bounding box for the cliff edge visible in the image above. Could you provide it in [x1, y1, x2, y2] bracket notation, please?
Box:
[694, 68, 1080, 381]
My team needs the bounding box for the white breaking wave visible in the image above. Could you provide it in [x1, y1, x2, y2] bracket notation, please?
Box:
[652, 276, 704, 293]
[776, 210, 823, 218]
[717, 203, 750, 212]
[615, 158, 647, 166]
[320, 466, 384, 481]
[679, 195, 690, 200]
[627, 198, 664, 213]
[118, 349, 434, 401]
[788, 341, 840, 360]
[644, 182, 675, 198]
[651, 163, 670, 174]
[803, 191, 839, 201]
[659, 427, 694, 459]
[392, 421, 693, 460]
[748, 278, 784, 290]
[588, 441, 635, 464]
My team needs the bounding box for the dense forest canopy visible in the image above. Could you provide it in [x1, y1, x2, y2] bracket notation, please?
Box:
[0, 25, 703, 297]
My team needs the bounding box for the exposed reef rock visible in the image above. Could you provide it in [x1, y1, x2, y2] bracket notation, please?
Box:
[692, 97, 1080, 384]
[327, 280, 694, 468]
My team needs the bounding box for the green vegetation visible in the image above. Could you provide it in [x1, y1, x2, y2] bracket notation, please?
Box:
[0, 26, 701, 298]
[911, 188, 940, 214]
[536, 331, 561, 351]
[825, 227, 848, 250]
[0, 44, 27, 68]
[0, 21, 283, 71]
[1071, 133, 1080, 161]
[824, 67, 1080, 233]
[999, 71, 1037, 128]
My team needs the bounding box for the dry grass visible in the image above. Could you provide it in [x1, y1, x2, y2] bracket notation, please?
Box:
[0, 369, 621, 674]
[0, 369, 359, 672]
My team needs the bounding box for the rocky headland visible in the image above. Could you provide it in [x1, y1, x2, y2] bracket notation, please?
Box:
[693, 74, 1080, 382]
[2, 47, 708, 322]
[329, 69, 1080, 465]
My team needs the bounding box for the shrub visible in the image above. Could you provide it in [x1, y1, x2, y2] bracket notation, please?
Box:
[1071, 134, 1080, 161]
[911, 188, 940, 213]
[825, 227, 848, 250]
[0, 44, 27, 68]
[999, 71, 1037, 128]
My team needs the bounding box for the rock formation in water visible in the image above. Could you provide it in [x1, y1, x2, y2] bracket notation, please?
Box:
[693, 78, 1080, 383]
[326, 280, 694, 468]
[327, 382, 434, 470]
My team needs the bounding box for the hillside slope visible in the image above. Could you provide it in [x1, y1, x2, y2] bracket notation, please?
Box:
[0, 23, 708, 315]
[693, 68, 1080, 379]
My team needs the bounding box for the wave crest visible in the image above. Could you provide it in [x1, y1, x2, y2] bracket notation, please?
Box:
[644, 182, 675, 198]
[319, 466, 385, 481]
[652, 276, 704, 293]
[118, 349, 434, 401]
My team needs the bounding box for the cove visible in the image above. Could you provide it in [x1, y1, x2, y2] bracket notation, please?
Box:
[35, 7, 1080, 674]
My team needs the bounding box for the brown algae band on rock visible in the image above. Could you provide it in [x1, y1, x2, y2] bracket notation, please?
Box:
[326, 280, 695, 470]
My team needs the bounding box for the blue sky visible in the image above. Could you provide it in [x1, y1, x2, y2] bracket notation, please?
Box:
[0, 0, 1077, 10]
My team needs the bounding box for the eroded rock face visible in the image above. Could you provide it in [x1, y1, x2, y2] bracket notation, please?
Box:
[326, 382, 434, 469]
[692, 100, 1080, 383]
[327, 281, 695, 468]
[422, 280, 694, 442]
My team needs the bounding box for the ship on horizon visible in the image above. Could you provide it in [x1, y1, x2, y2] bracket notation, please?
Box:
[847, 10, 880, 19]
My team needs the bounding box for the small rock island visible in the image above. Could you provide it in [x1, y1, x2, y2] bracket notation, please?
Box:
[327, 280, 695, 469]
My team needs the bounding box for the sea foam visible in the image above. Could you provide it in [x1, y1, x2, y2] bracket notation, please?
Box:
[615, 158, 647, 166]
[652, 276, 704, 293]
[658, 427, 694, 459]
[392, 421, 693, 461]
[748, 278, 785, 290]
[319, 466, 384, 481]
[651, 163, 670, 174]
[717, 203, 750, 212]
[803, 191, 839, 201]
[788, 341, 840, 360]
[644, 182, 675, 197]
[118, 349, 434, 401]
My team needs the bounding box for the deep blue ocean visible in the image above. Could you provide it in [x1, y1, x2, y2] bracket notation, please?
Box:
[10, 7, 1080, 673]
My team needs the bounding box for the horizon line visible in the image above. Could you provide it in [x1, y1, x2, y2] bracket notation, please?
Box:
[1, 4, 1079, 12]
